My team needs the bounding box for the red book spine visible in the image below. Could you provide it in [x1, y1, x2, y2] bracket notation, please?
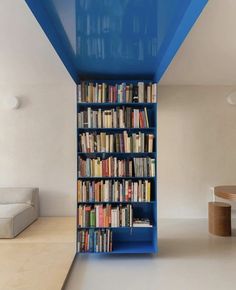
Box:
[105, 206, 109, 227]
[102, 160, 105, 176]
[99, 206, 103, 227]
[105, 159, 109, 177]
[139, 112, 144, 128]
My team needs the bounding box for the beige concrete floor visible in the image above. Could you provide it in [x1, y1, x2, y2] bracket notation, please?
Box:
[65, 219, 236, 290]
[0, 217, 76, 290]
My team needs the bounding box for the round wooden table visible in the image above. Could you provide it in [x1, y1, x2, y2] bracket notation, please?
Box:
[208, 202, 231, 236]
[215, 186, 236, 201]
[208, 186, 236, 236]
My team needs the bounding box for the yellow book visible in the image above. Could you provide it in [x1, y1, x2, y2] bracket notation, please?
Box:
[91, 159, 95, 176]
[102, 83, 106, 103]
[97, 158, 101, 176]
[148, 134, 154, 152]
[89, 82, 93, 102]
[146, 181, 151, 202]
[144, 107, 149, 128]
[101, 132, 106, 152]
[98, 84, 102, 102]
[127, 136, 131, 153]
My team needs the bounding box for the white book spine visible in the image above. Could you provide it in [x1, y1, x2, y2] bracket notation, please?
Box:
[77, 85, 81, 103]
[88, 107, 91, 128]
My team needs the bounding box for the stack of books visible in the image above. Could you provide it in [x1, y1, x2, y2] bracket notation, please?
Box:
[78, 205, 133, 228]
[78, 229, 112, 253]
[78, 82, 157, 103]
[133, 218, 152, 228]
[77, 180, 151, 202]
[77, 107, 150, 128]
[78, 157, 155, 177]
[78, 131, 154, 153]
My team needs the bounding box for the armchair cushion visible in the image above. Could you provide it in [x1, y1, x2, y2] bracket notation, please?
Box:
[0, 187, 39, 206]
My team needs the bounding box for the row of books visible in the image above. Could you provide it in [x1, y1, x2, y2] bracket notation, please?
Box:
[77, 180, 151, 202]
[77, 107, 150, 128]
[78, 82, 157, 103]
[78, 132, 154, 153]
[78, 229, 112, 253]
[78, 157, 155, 177]
[78, 205, 133, 228]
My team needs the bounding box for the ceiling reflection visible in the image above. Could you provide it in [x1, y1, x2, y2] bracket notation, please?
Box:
[26, 0, 208, 81]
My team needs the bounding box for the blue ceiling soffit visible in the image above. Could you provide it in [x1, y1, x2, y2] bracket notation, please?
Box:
[25, 0, 208, 83]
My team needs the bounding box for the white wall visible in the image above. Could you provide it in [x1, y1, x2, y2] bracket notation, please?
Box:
[2, 85, 236, 218]
[0, 0, 77, 217]
[0, 84, 76, 216]
[158, 86, 236, 218]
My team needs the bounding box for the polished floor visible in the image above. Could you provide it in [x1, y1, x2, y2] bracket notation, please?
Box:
[0, 217, 75, 290]
[65, 219, 236, 290]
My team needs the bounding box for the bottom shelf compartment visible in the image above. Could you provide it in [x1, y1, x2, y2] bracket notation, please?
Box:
[112, 241, 155, 254]
[77, 227, 157, 254]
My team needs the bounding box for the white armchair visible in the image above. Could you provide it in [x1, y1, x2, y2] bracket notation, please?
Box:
[0, 187, 39, 238]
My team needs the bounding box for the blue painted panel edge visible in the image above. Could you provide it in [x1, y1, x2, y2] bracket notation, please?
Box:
[155, 0, 208, 82]
[25, 0, 78, 83]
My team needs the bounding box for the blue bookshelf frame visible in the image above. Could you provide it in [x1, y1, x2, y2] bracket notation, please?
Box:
[77, 81, 157, 254]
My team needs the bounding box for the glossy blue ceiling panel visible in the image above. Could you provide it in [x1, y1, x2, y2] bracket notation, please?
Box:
[25, 0, 208, 83]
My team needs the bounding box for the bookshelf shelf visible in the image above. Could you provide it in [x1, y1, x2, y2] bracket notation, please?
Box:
[77, 177, 155, 181]
[77, 201, 155, 205]
[112, 241, 154, 254]
[78, 102, 157, 108]
[77, 128, 156, 133]
[78, 226, 155, 230]
[77, 152, 156, 158]
[77, 81, 157, 254]
[78, 242, 154, 254]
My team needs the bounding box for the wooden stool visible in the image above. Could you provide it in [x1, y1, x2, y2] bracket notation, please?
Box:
[208, 202, 231, 236]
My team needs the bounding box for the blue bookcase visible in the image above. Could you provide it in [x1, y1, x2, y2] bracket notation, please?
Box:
[77, 81, 157, 254]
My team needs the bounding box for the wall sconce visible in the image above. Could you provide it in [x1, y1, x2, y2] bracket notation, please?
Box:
[227, 91, 236, 105]
[0, 96, 20, 110]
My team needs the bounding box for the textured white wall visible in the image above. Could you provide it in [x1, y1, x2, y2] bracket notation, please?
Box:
[158, 86, 236, 218]
[0, 84, 76, 216]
